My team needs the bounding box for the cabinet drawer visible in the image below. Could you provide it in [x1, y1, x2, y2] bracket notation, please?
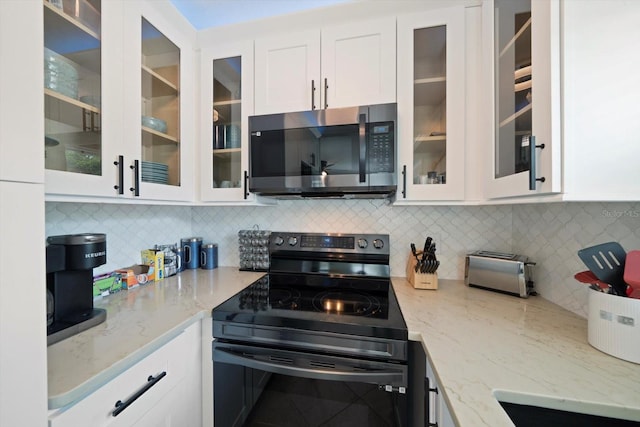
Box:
[49, 331, 187, 427]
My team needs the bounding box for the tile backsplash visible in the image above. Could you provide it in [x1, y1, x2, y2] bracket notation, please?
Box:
[45, 200, 640, 318]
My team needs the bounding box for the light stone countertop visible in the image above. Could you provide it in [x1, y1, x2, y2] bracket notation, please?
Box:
[48, 268, 640, 426]
[47, 268, 264, 409]
[393, 278, 640, 426]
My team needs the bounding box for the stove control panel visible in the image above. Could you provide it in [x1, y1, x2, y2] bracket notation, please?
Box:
[269, 232, 389, 256]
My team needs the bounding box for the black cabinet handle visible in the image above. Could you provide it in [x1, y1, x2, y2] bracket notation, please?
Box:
[528, 135, 546, 190]
[402, 165, 407, 199]
[244, 170, 249, 200]
[311, 80, 316, 110]
[114, 155, 124, 195]
[324, 78, 329, 109]
[130, 159, 140, 196]
[112, 371, 166, 417]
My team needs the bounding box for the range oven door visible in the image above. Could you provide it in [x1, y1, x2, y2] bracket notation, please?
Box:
[248, 103, 397, 197]
[213, 340, 408, 427]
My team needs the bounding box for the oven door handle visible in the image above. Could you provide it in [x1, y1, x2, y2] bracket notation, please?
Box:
[214, 346, 406, 386]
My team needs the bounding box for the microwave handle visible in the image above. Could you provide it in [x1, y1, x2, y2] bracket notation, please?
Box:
[359, 113, 366, 183]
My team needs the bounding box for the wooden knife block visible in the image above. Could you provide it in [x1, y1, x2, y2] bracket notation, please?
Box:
[406, 252, 438, 290]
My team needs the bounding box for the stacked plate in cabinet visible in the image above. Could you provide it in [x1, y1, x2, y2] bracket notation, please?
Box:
[141, 161, 168, 185]
[44, 47, 78, 99]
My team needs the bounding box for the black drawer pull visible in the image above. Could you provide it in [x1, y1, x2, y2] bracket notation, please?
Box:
[112, 371, 167, 417]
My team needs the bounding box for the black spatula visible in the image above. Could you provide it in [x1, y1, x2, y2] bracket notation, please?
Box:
[577, 242, 628, 296]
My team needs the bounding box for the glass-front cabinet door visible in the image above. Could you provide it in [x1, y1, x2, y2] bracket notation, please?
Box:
[122, 1, 195, 201]
[397, 7, 465, 201]
[212, 57, 241, 189]
[44, 0, 119, 197]
[485, 0, 561, 198]
[140, 18, 180, 189]
[200, 42, 254, 202]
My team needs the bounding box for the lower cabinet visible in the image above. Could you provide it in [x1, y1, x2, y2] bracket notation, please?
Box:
[48, 322, 201, 427]
[409, 341, 455, 427]
[425, 355, 455, 427]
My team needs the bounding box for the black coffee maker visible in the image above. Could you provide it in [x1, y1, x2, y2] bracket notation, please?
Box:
[46, 233, 107, 345]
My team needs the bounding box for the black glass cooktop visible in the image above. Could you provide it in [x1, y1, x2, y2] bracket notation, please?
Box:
[213, 273, 408, 340]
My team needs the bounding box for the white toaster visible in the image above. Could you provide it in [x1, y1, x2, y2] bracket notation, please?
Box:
[464, 251, 535, 298]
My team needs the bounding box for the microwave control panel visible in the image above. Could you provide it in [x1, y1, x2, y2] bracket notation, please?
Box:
[368, 122, 394, 173]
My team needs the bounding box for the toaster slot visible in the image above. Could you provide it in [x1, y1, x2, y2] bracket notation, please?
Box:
[474, 250, 517, 260]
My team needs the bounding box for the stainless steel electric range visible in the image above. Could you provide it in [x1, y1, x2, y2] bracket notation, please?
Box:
[212, 232, 409, 427]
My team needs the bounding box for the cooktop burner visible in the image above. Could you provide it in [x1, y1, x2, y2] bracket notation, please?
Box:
[312, 290, 382, 316]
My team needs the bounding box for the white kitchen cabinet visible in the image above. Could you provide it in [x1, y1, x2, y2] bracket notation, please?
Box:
[1, 2, 45, 184]
[254, 17, 396, 115]
[321, 18, 396, 110]
[200, 41, 257, 203]
[0, 2, 48, 427]
[254, 29, 319, 115]
[561, 0, 640, 201]
[48, 322, 201, 427]
[483, 0, 561, 199]
[0, 183, 48, 427]
[46, 0, 196, 202]
[44, 0, 120, 197]
[121, 0, 196, 202]
[425, 354, 455, 427]
[396, 7, 466, 202]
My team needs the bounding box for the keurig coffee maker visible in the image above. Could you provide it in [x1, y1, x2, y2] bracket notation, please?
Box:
[46, 233, 107, 345]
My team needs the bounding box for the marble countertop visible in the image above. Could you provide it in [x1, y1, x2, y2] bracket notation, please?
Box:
[47, 268, 264, 409]
[393, 278, 640, 426]
[48, 268, 640, 426]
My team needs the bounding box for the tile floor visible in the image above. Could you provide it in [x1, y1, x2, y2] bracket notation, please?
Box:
[244, 375, 404, 427]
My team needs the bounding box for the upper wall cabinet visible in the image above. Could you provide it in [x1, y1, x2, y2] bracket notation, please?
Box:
[483, 0, 561, 199]
[561, 0, 640, 201]
[200, 41, 256, 203]
[44, 0, 120, 197]
[122, 0, 196, 202]
[254, 17, 396, 115]
[396, 7, 466, 202]
[45, 0, 196, 201]
[1, 2, 44, 184]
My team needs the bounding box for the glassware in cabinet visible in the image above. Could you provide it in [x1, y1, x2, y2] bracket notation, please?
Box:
[212, 56, 242, 189]
[140, 17, 180, 187]
[43, 0, 102, 176]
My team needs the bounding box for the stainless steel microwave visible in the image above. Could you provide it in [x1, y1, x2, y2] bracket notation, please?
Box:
[248, 103, 397, 198]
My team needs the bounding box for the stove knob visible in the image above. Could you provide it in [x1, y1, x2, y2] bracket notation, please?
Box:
[373, 239, 384, 249]
[357, 238, 368, 249]
[287, 236, 298, 246]
[273, 236, 284, 246]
